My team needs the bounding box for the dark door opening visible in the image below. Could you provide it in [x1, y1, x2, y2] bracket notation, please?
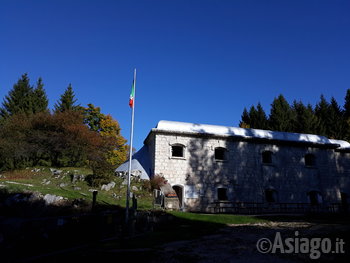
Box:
[341, 193, 348, 212]
[265, 189, 277, 203]
[172, 185, 183, 208]
[308, 191, 321, 206]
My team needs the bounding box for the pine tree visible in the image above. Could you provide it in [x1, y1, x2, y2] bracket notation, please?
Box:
[0, 73, 35, 118]
[239, 103, 269, 130]
[344, 89, 350, 119]
[255, 103, 269, 129]
[54, 84, 80, 112]
[239, 107, 251, 128]
[248, 106, 258, 128]
[292, 101, 318, 134]
[269, 95, 294, 132]
[32, 78, 49, 113]
[315, 95, 330, 136]
[328, 97, 344, 139]
[343, 89, 350, 140]
[306, 104, 319, 134]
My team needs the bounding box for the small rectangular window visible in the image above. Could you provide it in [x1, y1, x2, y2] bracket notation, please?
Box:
[215, 147, 226, 161]
[171, 145, 184, 158]
[305, 154, 316, 166]
[262, 151, 272, 164]
[217, 188, 228, 201]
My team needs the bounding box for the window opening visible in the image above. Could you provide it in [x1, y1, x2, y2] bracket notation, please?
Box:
[172, 145, 184, 158]
[262, 151, 273, 164]
[217, 188, 228, 201]
[305, 154, 316, 166]
[215, 147, 226, 161]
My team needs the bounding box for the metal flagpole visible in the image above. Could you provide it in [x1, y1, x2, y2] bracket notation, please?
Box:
[126, 68, 136, 224]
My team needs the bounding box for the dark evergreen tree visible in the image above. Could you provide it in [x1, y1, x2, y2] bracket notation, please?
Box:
[306, 104, 319, 134]
[268, 95, 295, 132]
[343, 89, 350, 140]
[292, 101, 318, 134]
[315, 95, 330, 136]
[0, 73, 35, 118]
[239, 107, 251, 128]
[54, 84, 80, 112]
[248, 105, 258, 128]
[238, 91, 350, 140]
[254, 103, 269, 129]
[328, 97, 344, 139]
[344, 89, 350, 119]
[32, 77, 49, 113]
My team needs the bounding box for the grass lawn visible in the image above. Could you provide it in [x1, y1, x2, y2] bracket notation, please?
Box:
[169, 211, 267, 224]
[0, 167, 154, 211]
[106, 211, 268, 250]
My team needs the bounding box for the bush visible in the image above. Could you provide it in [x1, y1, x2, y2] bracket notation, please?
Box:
[37, 159, 52, 167]
[150, 175, 166, 190]
[141, 179, 152, 192]
[87, 158, 115, 187]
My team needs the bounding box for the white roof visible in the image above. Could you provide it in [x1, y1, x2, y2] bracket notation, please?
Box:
[155, 120, 346, 147]
[329, 139, 350, 150]
[115, 145, 151, 180]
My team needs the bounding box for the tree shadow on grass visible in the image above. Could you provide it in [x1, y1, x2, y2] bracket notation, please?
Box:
[0, 188, 125, 262]
[42, 212, 350, 263]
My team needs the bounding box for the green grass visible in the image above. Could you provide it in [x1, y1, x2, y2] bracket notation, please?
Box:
[0, 167, 154, 209]
[169, 211, 267, 224]
[110, 211, 268, 250]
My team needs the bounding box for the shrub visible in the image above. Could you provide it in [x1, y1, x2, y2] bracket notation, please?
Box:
[150, 175, 166, 190]
[86, 158, 115, 187]
[141, 179, 152, 192]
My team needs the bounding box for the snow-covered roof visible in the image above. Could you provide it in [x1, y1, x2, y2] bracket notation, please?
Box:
[329, 139, 350, 150]
[154, 120, 342, 147]
[115, 145, 151, 180]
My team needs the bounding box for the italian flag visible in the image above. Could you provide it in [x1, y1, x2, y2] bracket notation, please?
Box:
[129, 79, 135, 108]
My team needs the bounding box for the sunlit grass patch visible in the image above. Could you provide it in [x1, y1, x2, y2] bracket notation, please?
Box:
[169, 211, 268, 225]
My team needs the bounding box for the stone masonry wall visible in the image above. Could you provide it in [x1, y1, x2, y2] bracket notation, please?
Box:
[152, 132, 350, 212]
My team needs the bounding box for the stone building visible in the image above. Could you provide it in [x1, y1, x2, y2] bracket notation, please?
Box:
[117, 120, 350, 213]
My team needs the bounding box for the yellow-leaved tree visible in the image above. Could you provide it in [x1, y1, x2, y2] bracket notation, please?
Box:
[83, 104, 128, 185]
[99, 114, 127, 166]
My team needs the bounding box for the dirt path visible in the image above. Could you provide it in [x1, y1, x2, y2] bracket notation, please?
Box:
[153, 222, 350, 263]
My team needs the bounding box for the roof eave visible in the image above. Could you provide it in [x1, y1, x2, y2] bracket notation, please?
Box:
[150, 128, 340, 149]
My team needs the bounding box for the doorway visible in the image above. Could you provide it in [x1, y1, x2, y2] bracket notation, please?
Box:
[341, 193, 348, 212]
[172, 185, 184, 208]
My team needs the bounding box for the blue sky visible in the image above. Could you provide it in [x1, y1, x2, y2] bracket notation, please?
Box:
[1, 0, 350, 150]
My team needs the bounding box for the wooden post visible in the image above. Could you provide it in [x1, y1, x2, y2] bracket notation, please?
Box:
[92, 190, 98, 211]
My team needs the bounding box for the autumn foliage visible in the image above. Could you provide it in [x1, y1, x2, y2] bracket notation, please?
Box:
[0, 111, 122, 172]
[0, 74, 128, 185]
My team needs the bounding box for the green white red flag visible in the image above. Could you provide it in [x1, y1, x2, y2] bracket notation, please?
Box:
[129, 79, 135, 108]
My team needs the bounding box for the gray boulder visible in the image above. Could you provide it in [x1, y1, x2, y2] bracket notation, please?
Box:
[43, 194, 64, 205]
[101, 182, 116, 191]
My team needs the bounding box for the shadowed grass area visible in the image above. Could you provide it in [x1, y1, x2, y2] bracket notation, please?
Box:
[105, 211, 269, 250]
